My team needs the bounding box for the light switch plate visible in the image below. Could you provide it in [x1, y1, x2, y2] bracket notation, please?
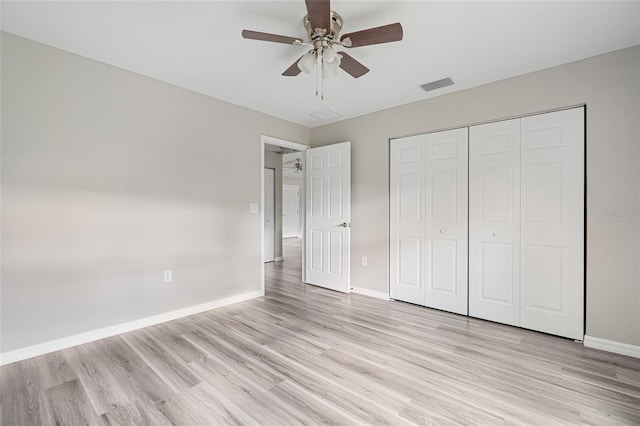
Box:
[249, 203, 259, 214]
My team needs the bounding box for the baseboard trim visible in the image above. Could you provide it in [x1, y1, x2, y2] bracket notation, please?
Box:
[351, 286, 390, 301]
[0, 289, 264, 366]
[584, 335, 640, 359]
[274, 256, 283, 261]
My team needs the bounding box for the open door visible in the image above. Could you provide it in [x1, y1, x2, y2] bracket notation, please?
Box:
[304, 142, 351, 293]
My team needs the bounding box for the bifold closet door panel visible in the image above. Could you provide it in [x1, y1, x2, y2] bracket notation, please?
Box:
[390, 135, 426, 305]
[520, 108, 584, 340]
[469, 119, 521, 326]
[424, 128, 469, 315]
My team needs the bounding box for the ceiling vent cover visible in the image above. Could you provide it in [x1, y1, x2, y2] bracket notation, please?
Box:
[310, 109, 343, 121]
[420, 77, 455, 93]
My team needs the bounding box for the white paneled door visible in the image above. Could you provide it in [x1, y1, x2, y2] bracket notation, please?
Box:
[264, 168, 275, 262]
[390, 129, 469, 314]
[305, 142, 351, 293]
[520, 108, 584, 340]
[469, 118, 521, 326]
[390, 135, 426, 305]
[424, 129, 468, 315]
[283, 185, 300, 238]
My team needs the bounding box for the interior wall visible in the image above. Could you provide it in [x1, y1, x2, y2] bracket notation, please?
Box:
[311, 45, 640, 347]
[264, 150, 283, 258]
[0, 33, 310, 353]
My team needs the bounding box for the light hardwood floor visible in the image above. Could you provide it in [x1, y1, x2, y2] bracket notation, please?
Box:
[1, 238, 639, 425]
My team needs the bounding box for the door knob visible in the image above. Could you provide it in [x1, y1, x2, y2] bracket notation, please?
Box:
[492, 231, 500, 237]
[439, 229, 445, 234]
[334, 222, 349, 228]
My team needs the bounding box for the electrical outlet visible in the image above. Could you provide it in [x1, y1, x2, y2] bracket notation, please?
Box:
[361, 256, 368, 266]
[163, 270, 173, 283]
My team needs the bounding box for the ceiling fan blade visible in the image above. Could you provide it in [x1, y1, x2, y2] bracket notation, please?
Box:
[338, 52, 369, 78]
[305, 0, 331, 33]
[282, 57, 303, 77]
[242, 30, 303, 45]
[340, 23, 403, 48]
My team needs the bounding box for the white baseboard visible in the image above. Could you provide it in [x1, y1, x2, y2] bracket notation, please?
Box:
[274, 256, 283, 261]
[351, 286, 390, 301]
[584, 335, 640, 359]
[0, 289, 264, 366]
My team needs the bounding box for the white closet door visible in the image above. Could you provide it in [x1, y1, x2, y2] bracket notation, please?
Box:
[520, 108, 584, 340]
[390, 135, 426, 305]
[424, 128, 468, 315]
[469, 119, 521, 326]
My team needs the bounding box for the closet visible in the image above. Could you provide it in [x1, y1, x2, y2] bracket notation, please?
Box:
[390, 107, 584, 340]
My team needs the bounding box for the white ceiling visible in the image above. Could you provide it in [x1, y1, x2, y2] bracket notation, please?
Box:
[2, 1, 639, 127]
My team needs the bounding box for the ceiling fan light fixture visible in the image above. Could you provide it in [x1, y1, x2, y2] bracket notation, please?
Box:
[322, 60, 339, 78]
[323, 46, 339, 64]
[298, 51, 317, 74]
[322, 51, 341, 78]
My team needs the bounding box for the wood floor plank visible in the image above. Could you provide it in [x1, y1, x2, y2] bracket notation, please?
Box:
[186, 358, 304, 425]
[0, 357, 60, 425]
[2, 238, 640, 425]
[99, 402, 149, 426]
[64, 341, 133, 416]
[121, 329, 201, 393]
[43, 379, 103, 426]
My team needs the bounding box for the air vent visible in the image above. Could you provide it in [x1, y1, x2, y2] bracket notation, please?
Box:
[420, 77, 455, 93]
[310, 109, 343, 121]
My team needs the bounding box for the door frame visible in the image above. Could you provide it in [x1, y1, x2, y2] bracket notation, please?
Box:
[260, 135, 310, 295]
[263, 167, 276, 262]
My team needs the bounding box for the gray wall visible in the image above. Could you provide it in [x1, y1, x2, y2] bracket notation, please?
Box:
[311, 46, 640, 346]
[264, 151, 283, 259]
[0, 33, 310, 352]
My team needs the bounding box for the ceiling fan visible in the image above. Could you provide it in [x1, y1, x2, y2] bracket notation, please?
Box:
[283, 158, 304, 174]
[241, 0, 403, 80]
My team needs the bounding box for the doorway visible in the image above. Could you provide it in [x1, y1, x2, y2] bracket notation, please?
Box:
[260, 136, 309, 294]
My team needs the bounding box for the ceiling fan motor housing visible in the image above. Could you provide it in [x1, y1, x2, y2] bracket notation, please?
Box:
[304, 10, 343, 44]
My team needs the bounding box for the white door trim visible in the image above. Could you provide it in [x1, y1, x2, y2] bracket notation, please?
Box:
[260, 135, 310, 295]
[264, 167, 276, 262]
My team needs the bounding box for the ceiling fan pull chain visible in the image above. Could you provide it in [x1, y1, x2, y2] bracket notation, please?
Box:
[320, 51, 324, 100]
[315, 52, 319, 96]
[321, 60, 324, 100]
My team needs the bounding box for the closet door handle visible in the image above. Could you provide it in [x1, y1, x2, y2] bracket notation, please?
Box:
[492, 231, 500, 237]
